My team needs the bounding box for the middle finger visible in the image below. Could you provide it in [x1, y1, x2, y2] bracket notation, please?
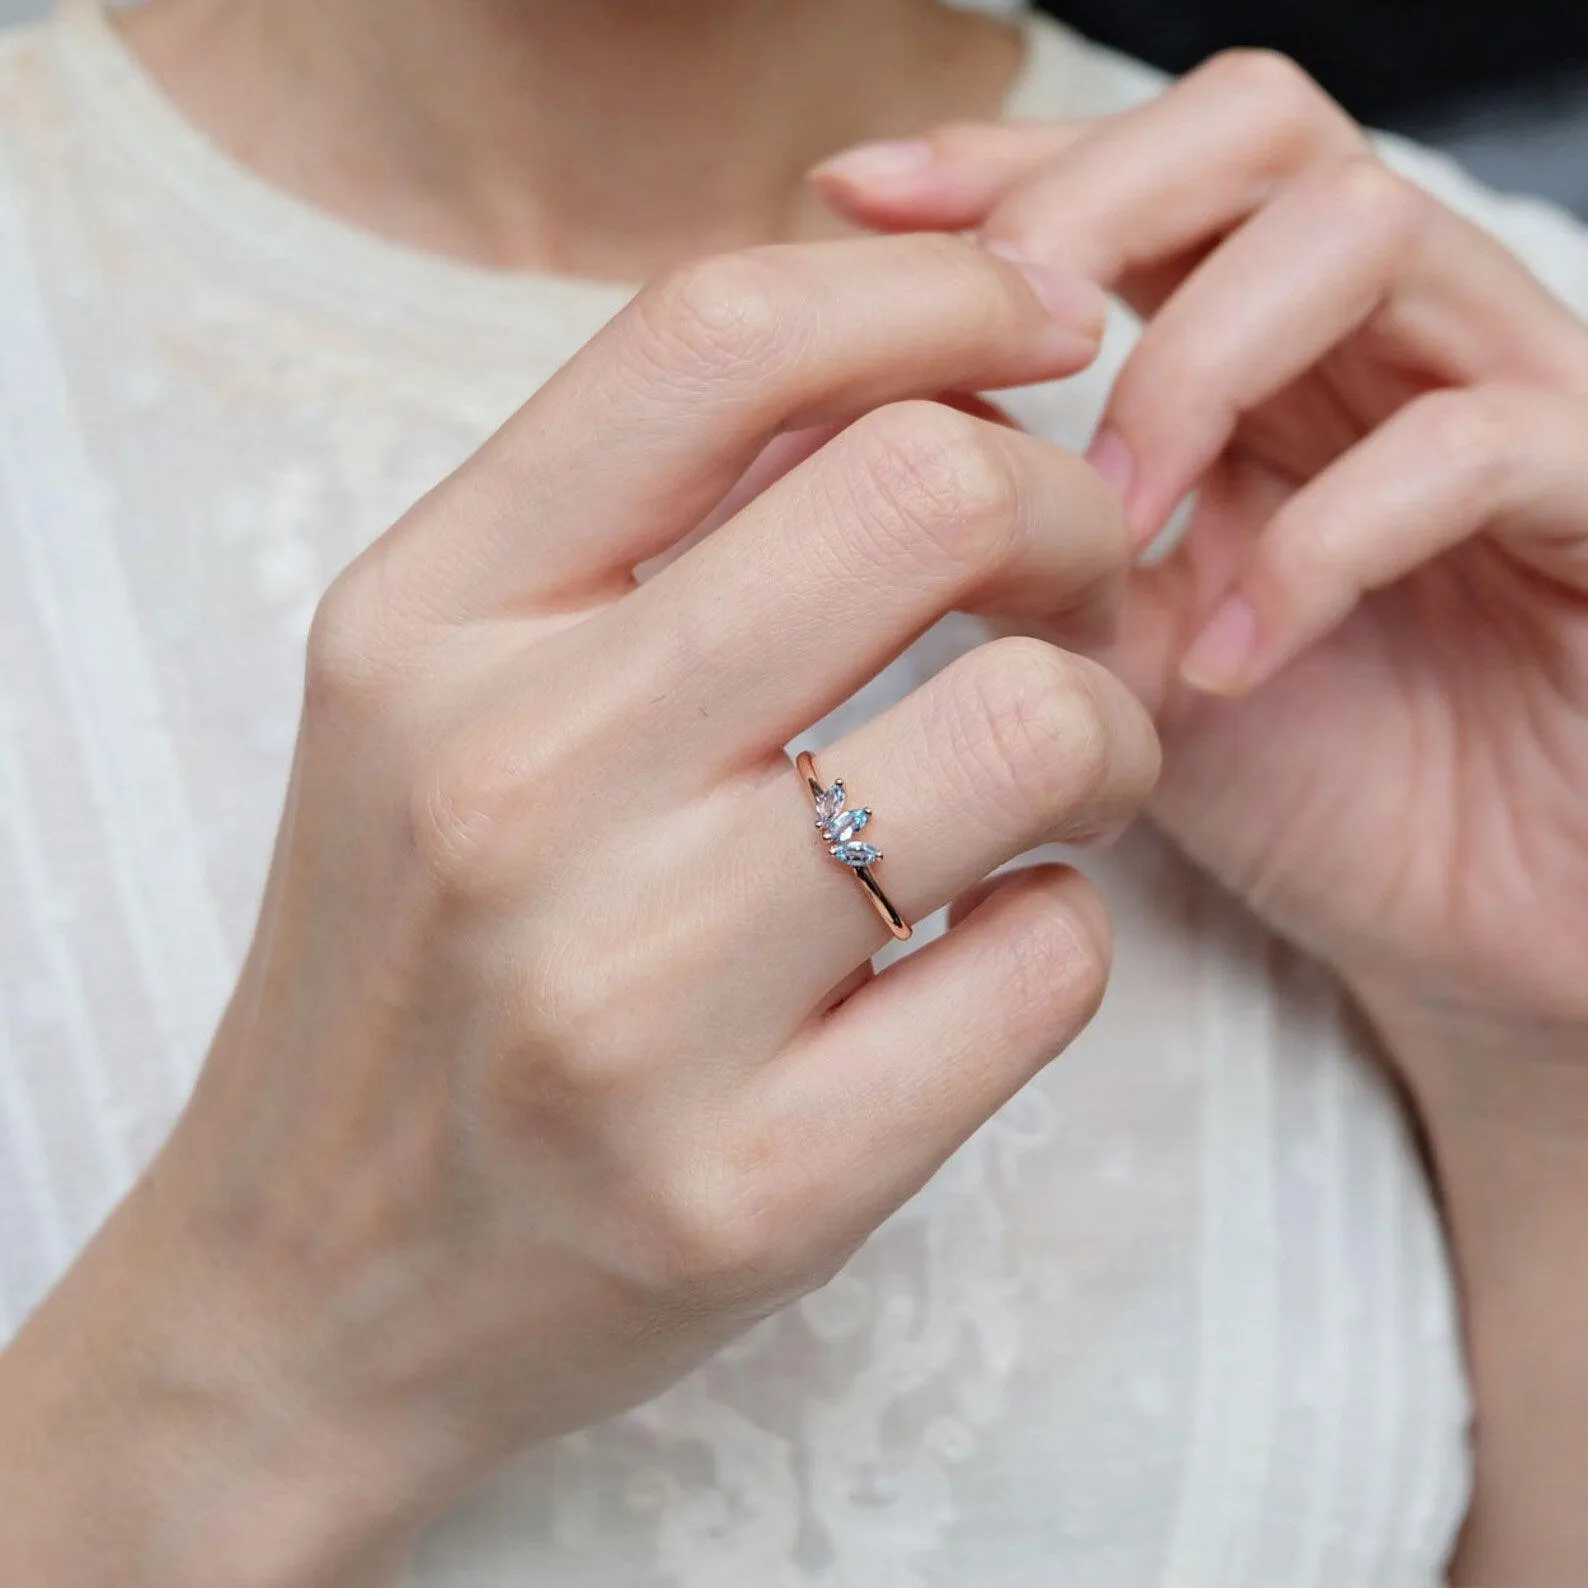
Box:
[614, 398, 1129, 779]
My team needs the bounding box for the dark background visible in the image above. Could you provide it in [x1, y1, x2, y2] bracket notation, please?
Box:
[1031, 0, 1588, 217]
[1035, 0, 1588, 123]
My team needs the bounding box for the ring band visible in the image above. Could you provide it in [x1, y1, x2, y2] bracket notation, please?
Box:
[795, 749, 912, 941]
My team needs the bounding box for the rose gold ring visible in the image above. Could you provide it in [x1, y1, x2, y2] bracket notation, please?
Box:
[795, 749, 912, 941]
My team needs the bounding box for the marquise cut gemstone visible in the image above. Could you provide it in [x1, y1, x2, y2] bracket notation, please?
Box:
[823, 806, 870, 843]
[831, 840, 882, 867]
[813, 780, 845, 823]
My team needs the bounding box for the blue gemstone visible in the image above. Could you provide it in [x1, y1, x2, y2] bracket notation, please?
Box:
[823, 806, 870, 843]
[831, 840, 882, 867]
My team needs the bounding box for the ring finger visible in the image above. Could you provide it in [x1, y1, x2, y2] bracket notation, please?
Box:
[730, 633, 1160, 1015]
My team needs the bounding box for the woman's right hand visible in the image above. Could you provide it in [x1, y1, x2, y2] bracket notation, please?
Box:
[0, 233, 1156, 1588]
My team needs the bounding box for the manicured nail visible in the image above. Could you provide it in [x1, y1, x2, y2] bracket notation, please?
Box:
[1180, 593, 1259, 694]
[984, 241, 1108, 339]
[1085, 428, 1134, 503]
[812, 138, 934, 187]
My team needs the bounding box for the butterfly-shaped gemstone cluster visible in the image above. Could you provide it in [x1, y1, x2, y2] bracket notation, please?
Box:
[813, 778, 881, 868]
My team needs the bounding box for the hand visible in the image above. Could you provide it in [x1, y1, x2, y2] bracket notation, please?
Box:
[815, 50, 1588, 1058]
[0, 232, 1158, 1588]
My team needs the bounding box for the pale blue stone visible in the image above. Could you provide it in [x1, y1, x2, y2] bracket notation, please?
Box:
[814, 780, 845, 823]
[831, 840, 882, 867]
[823, 806, 871, 843]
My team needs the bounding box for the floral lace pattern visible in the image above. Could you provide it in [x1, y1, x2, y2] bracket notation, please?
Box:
[0, 4, 1516, 1582]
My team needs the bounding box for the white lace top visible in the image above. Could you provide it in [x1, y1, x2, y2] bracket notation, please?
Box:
[10, 3, 1588, 1583]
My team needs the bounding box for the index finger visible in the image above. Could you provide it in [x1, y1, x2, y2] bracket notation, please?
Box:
[815, 51, 1367, 321]
[811, 117, 1093, 231]
[381, 232, 1107, 622]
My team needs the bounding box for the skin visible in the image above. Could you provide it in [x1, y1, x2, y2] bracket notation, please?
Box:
[1, 2, 1585, 1584]
[0, 218, 1150, 1587]
[817, 50, 1588, 1582]
[113, 0, 1028, 277]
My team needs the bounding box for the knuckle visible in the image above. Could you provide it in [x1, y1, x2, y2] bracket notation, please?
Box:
[508, 910, 710, 1113]
[303, 557, 410, 715]
[530, 972, 652, 1102]
[631, 250, 794, 386]
[1194, 48, 1362, 164]
[1268, 492, 1350, 583]
[843, 400, 1024, 577]
[646, 1147, 805, 1302]
[1072, 653, 1161, 808]
[484, 1032, 628, 1149]
[949, 637, 1112, 817]
[1324, 157, 1423, 245]
[1001, 877, 1113, 1029]
[406, 733, 536, 890]
[1401, 387, 1518, 494]
[1201, 46, 1322, 114]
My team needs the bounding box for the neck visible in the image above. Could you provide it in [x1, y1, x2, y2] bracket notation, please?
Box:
[117, 0, 1025, 279]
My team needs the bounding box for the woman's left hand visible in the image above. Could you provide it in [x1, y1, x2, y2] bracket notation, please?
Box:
[814, 49, 1588, 1060]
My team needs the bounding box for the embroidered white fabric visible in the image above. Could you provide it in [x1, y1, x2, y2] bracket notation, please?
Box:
[8, 3, 1588, 1582]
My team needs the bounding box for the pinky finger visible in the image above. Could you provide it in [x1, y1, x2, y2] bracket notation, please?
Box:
[767, 862, 1110, 1235]
[1178, 385, 1588, 694]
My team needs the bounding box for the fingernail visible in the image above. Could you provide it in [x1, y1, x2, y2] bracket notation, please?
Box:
[984, 240, 1108, 339]
[812, 138, 934, 187]
[1180, 593, 1259, 694]
[1085, 427, 1134, 503]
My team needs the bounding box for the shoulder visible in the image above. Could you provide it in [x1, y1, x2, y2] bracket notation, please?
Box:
[0, 37, 56, 348]
[1370, 131, 1588, 315]
[1007, 13, 1167, 121]
[0, 10, 84, 299]
[0, 10, 55, 81]
[0, 9, 77, 163]
[0, 16, 99, 532]
[0, 6, 120, 394]
[1011, 12, 1588, 316]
